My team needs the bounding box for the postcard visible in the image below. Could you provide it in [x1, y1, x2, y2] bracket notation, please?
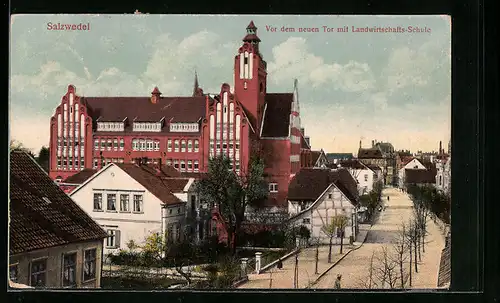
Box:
[9, 14, 451, 290]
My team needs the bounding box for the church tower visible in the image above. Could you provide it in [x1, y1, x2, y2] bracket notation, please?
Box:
[233, 21, 268, 135]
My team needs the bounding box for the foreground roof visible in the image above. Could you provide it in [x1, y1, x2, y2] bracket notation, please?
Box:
[9, 151, 107, 255]
[288, 168, 358, 204]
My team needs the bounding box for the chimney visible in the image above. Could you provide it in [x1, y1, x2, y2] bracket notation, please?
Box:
[439, 141, 443, 154]
[359, 140, 362, 149]
[151, 87, 161, 104]
[372, 140, 375, 147]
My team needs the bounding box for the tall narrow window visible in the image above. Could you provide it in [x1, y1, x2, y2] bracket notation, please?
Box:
[30, 259, 47, 287]
[106, 230, 117, 248]
[194, 140, 199, 152]
[181, 140, 186, 152]
[83, 249, 97, 282]
[132, 139, 138, 151]
[120, 194, 130, 212]
[173, 159, 179, 169]
[194, 160, 199, 172]
[62, 253, 77, 287]
[107, 139, 112, 151]
[133, 195, 143, 213]
[94, 139, 99, 150]
[119, 138, 124, 150]
[167, 139, 172, 152]
[174, 140, 180, 152]
[100, 140, 106, 151]
[113, 139, 118, 150]
[139, 139, 146, 151]
[180, 160, 186, 171]
[154, 140, 160, 151]
[187, 140, 193, 152]
[107, 194, 116, 211]
[187, 160, 193, 171]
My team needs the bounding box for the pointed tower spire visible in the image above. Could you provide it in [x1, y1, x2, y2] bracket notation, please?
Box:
[193, 70, 199, 96]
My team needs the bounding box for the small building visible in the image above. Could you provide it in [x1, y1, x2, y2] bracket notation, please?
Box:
[9, 151, 107, 288]
[286, 168, 360, 244]
[334, 159, 379, 196]
[403, 166, 437, 187]
[397, 158, 426, 188]
[68, 162, 209, 257]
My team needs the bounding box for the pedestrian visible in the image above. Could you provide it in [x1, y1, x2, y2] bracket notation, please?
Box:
[334, 274, 342, 289]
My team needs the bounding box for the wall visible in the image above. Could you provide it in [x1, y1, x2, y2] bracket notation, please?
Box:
[9, 240, 104, 288]
[346, 167, 375, 195]
[70, 164, 164, 256]
[289, 185, 357, 244]
[261, 139, 291, 207]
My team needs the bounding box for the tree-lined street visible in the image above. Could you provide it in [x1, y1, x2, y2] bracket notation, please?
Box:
[313, 187, 446, 289]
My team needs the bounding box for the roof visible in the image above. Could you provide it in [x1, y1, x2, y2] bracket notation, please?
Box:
[326, 153, 354, 161]
[337, 159, 367, 170]
[365, 164, 382, 171]
[82, 95, 207, 132]
[375, 142, 394, 154]
[358, 148, 383, 159]
[401, 156, 416, 166]
[261, 93, 293, 137]
[288, 168, 358, 204]
[9, 151, 107, 255]
[301, 132, 311, 149]
[114, 164, 189, 205]
[404, 168, 437, 184]
[63, 169, 98, 184]
[310, 151, 322, 166]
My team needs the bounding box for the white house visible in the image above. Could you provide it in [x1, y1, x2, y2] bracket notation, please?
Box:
[335, 159, 380, 196]
[397, 158, 427, 188]
[69, 163, 200, 257]
[287, 168, 360, 244]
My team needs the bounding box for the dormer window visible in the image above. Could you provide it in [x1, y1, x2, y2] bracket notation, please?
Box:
[97, 122, 124, 132]
[169, 123, 199, 133]
[133, 121, 162, 132]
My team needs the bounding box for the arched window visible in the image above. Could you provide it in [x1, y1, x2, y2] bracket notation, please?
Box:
[181, 140, 186, 152]
[194, 140, 199, 152]
[154, 140, 160, 151]
[174, 140, 180, 152]
[187, 140, 193, 152]
[132, 139, 138, 151]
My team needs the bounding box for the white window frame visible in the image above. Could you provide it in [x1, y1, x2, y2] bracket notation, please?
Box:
[106, 230, 118, 248]
[133, 194, 144, 213]
[269, 183, 278, 193]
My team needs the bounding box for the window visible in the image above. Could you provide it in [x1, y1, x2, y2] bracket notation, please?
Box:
[133, 195, 143, 212]
[132, 139, 139, 151]
[30, 259, 47, 287]
[106, 230, 118, 248]
[139, 139, 146, 151]
[62, 253, 77, 287]
[187, 140, 193, 152]
[328, 193, 333, 199]
[107, 139, 112, 151]
[302, 218, 311, 224]
[167, 139, 172, 152]
[146, 139, 153, 151]
[107, 194, 116, 211]
[119, 138, 124, 150]
[120, 194, 130, 212]
[364, 174, 369, 182]
[83, 249, 97, 282]
[154, 140, 160, 151]
[187, 160, 193, 170]
[94, 139, 99, 150]
[180, 160, 186, 171]
[174, 140, 180, 152]
[9, 264, 18, 282]
[173, 159, 179, 169]
[194, 140, 199, 152]
[166, 159, 172, 166]
[93, 193, 103, 211]
[194, 160, 199, 172]
[113, 139, 118, 150]
[269, 183, 278, 193]
[181, 140, 186, 152]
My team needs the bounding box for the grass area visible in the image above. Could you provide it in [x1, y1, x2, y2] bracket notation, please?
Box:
[101, 277, 185, 289]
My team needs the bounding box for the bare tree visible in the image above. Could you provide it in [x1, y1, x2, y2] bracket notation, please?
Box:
[393, 223, 410, 288]
[293, 254, 299, 288]
[356, 251, 377, 289]
[373, 246, 399, 289]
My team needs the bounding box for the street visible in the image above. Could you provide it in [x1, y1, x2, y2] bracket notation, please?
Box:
[313, 187, 446, 289]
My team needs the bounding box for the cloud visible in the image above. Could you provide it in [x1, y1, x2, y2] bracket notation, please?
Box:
[267, 37, 376, 92]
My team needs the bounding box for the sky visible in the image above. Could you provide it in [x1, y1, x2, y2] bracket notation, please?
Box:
[9, 14, 451, 155]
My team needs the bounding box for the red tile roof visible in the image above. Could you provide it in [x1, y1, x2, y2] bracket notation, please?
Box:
[288, 168, 358, 205]
[115, 164, 188, 205]
[261, 93, 293, 137]
[82, 96, 207, 131]
[358, 148, 383, 159]
[63, 169, 98, 184]
[9, 151, 107, 255]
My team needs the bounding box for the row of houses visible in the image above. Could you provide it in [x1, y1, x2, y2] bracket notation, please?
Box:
[8, 146, 386, 288]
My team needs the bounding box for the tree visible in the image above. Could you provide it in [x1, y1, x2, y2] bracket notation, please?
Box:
[393, 223, 410, 288]
[10, 140, 35, 158]
[373, 246, 399, 289]
[321, 217, 337, 263]
[332, 215, 349, 254]
[197, 155, 268, 254]
[36, 146, 50, 173]
[321, 214, 349, 262]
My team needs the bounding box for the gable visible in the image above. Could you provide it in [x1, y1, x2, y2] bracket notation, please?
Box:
[404, 158, 426, 170]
